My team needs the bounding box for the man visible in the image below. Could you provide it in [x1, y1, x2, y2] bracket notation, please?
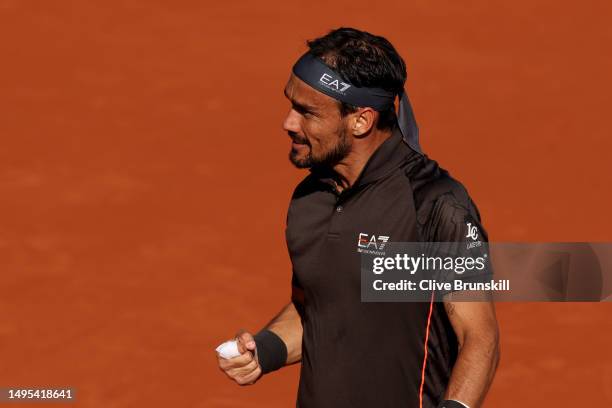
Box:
[217, 27, 500, 408]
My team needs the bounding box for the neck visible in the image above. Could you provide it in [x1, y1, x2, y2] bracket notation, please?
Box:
[332, 127, 393, 193]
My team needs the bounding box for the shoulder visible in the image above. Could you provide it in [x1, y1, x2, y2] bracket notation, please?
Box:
[404, 155, 487, 242]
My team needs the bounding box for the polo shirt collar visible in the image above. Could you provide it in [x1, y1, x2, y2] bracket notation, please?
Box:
[310, 125, 414, 192]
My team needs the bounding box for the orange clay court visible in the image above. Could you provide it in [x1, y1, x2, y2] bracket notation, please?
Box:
[0, 1, 611, 407]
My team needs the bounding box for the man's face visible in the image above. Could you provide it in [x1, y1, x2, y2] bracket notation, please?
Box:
[283, 74, 352, 169]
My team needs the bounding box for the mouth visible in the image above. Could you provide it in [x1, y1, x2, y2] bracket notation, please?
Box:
[291, 142, 309, 153]
[291, 137, 309, 149]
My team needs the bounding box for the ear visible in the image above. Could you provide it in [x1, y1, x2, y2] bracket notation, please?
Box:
[351, 107, 377, 136]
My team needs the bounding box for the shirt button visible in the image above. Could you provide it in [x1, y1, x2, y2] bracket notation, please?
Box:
[336, 205, 343, 213]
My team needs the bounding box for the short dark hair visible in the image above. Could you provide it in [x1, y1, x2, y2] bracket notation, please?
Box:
[306, 27, 407, 131]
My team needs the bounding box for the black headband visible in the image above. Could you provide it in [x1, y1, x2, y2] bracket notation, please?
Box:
[292, 52, 423, 154]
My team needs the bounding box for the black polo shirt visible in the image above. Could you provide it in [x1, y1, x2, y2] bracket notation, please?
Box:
[285, 126, 488, 408]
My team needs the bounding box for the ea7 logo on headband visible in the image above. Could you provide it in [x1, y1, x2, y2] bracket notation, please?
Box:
[319, 73, 351, 94]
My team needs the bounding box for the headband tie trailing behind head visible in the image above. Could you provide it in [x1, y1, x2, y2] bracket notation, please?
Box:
[292, 52, 422, 154]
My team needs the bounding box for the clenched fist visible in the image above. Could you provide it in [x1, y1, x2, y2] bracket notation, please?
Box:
[217, 330, 262, 386]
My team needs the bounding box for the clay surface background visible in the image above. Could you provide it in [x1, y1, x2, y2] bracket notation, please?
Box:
[1, 1, 611, 406]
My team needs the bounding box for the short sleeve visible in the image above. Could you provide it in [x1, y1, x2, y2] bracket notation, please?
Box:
[427, 193, 488, 244]
[423, 192, 493, 297]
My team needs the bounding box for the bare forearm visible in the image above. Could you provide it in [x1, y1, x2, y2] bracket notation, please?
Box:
[443, 299, 500, 407]
[264, 302, 303, 364]
[445, 331, 499, 407]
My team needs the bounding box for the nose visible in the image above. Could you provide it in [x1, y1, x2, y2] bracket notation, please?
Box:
[283, 109, 301, 134]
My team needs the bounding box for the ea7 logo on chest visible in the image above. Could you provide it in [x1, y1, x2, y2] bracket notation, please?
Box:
[319, 73, 351, 94]
[357, 233, 389, 255]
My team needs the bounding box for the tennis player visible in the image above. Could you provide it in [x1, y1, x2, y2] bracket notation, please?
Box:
[217, 27, 500, 408]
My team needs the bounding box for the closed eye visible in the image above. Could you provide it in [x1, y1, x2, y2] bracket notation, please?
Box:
[292, 103, 312, 115]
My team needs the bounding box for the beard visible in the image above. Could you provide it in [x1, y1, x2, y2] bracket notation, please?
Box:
[289, 128, 352, 169]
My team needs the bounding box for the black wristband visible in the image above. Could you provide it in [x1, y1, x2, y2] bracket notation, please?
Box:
[254, 329, 288, 374]
[438, 400, 469, 408]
